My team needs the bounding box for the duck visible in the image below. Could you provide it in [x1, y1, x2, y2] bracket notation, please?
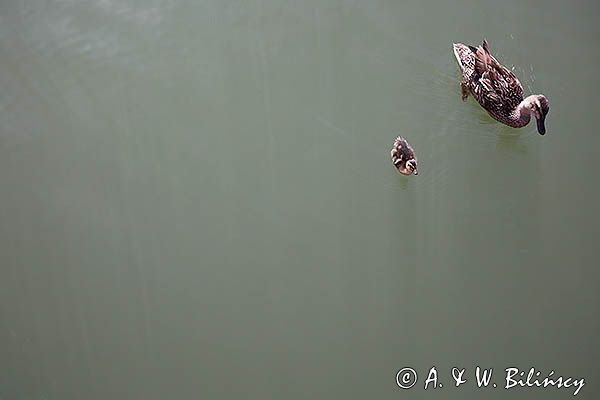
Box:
[391, 137, 418, 175]
[453, 39, 550, 135]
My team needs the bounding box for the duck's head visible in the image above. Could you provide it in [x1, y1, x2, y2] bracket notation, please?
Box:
[530, 95, 550, 135]
[404, 159, 418, 176]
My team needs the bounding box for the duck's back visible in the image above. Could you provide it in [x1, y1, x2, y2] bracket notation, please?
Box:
[453, 41, 525, 124]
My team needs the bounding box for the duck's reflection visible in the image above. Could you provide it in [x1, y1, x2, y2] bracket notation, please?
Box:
[495, 127, 530, 156]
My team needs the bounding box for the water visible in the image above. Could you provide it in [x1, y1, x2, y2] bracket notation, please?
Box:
[1, 1, 598, 399]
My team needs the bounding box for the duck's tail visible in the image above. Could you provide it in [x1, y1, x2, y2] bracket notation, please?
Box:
[453, 42, 479, 79]
[452, 43, 469, 70]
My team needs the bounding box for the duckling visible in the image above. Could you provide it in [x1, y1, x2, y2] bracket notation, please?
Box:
[390, 137, 418, 175]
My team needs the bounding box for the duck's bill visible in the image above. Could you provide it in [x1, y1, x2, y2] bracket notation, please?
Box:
[413, 169, 418, 175]
[536, 115, 546, 135]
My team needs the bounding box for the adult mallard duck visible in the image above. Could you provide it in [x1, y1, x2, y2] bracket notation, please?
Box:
[390, 137, 418, 175]
[453, 39, 550, 135]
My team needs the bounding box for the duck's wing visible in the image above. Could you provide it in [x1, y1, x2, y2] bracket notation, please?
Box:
[490, 56, 524, 105]
[474, 39, 492, 78]
[474, 40, 524, 111]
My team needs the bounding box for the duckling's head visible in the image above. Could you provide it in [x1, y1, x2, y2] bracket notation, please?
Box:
[405, 159, 418, 175]
[531, 95, 550, 135]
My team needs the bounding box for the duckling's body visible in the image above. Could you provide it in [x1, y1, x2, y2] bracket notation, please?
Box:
[453, 39, 549, 135]
[390, 137, 418, 176]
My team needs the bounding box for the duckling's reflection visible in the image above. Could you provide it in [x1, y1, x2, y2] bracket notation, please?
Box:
[397, 177, 410, 190]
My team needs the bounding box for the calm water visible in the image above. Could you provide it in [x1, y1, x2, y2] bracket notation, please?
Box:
[1, 1, 599, 399]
